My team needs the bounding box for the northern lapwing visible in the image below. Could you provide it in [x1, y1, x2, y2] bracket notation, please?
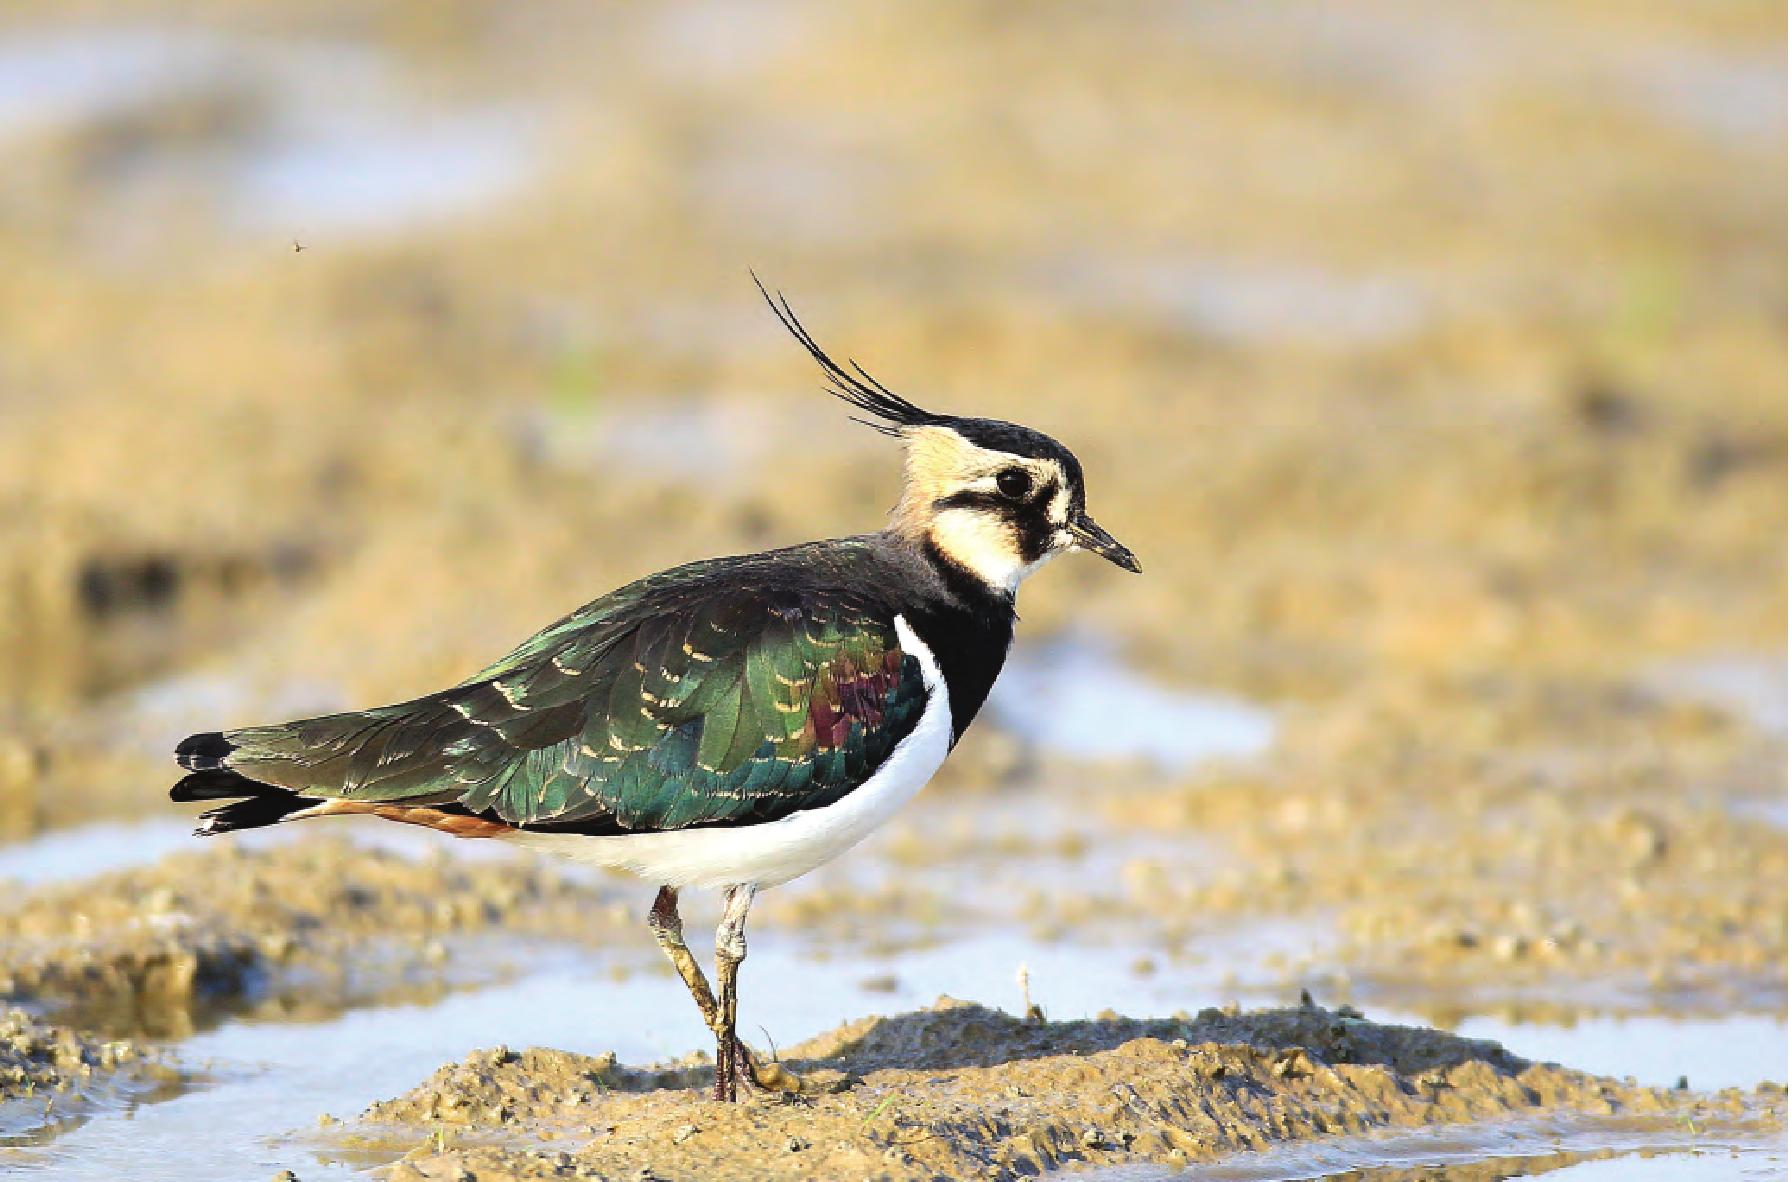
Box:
[170, 280, 1141, 1101]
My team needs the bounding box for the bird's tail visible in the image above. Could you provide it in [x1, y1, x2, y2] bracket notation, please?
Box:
[171, 731, 324, 836]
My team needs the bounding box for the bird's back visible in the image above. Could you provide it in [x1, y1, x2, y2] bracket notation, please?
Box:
[174, 537, 944, 836]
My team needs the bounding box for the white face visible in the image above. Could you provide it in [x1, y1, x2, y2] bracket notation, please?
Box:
[929, 507, 1050, 593]
[894, 427, 1076, 594]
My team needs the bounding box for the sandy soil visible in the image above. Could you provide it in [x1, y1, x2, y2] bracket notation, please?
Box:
[358, 999, 1782, 1181]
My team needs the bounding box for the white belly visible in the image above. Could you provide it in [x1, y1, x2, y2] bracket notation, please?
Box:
[503, 616, 953, 889]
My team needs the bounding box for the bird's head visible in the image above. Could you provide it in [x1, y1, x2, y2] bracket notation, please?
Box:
[758, 279, 1140, 595]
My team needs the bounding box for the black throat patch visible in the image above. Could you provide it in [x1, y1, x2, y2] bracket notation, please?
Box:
[903, 539, 1018, 739]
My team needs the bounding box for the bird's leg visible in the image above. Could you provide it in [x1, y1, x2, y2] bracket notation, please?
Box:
[649, 886, 801, 1098]
[711, 883, 757, 1101]
[647, 886, 720, 1029]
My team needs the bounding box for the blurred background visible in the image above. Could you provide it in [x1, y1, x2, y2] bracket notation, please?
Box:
[0, 0, 1783, 1172]
[0, 0, 1781, 817]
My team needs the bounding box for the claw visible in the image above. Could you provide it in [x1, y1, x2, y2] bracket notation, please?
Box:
[737, 1041, 803, 1094]
[713, 1038, 801, 1100]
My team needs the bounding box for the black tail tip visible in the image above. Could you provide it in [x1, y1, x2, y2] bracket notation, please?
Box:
[193, 794, 315, 835]
[171, 767, 264, 803]
[176, 731, 236, 771]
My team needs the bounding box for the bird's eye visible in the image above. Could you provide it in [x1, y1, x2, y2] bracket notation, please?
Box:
[996, 469, 1031, 500]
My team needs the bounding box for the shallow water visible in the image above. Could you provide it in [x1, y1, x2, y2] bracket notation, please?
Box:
[0, 816, 522, 887]
[0, 28, 539, 238]
[10, 914, 1784, 1179]
[16, 935, 1200, 1180]
[1535, 1145, 1788, 1181]
[1111, 1124, 1788, 1181]
[1649, 653, 1788, 737]
[1447, 1012, 1787, 1093]
[1050, 254, 1435, 346]
[0, 819, 205, 886]
[987, 632, 1277, 771]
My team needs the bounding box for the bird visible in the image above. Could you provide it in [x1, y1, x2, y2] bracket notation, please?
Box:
[169, 279, 1140, 1101]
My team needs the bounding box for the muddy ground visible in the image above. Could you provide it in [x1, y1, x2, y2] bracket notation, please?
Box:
[0, 0, 1782, 1178]
[0, 1009, 179, 1143]
[362, 1000, 1783, 1182]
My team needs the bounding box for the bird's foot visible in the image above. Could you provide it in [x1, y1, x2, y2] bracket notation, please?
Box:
[710, 1037, 803, 1101]
[736, 1039, 804, 1094]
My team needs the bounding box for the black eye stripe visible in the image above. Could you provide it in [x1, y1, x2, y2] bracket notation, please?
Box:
[932, 490, 1010, 514]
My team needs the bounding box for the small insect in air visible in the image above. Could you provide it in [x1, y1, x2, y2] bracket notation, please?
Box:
[169, 277, 1141, 1101]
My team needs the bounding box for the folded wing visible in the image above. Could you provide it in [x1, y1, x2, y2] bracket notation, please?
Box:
[187, 572, 929, 832]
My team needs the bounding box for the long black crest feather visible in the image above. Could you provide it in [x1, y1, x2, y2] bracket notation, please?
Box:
[751, 272, 946, 436]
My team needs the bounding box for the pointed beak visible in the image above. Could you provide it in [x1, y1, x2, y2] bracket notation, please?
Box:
[1066, 512, 1141, 573]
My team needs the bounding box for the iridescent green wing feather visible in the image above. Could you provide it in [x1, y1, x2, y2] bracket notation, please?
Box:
[214, 545, 930, 830]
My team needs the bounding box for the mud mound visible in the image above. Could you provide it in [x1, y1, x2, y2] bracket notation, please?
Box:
[0, 838, 631, 1036]
[0, 1009, 178, 1141]
[363, 999, 1781, 1181]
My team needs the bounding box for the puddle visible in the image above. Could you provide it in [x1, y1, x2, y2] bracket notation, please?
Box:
[17, 935, 1181, 1180]
[1446, 1013, 1788, 1092]
[235, 109, 535, 237]
[0, 819, 204, 887]
[1731, 796, 1789, 829]
[1174, 6, 1786, 148]
[0, 29, 225, 138]
[987, 631, 1276, 772]
[0, 816, 523, 887]
[1111, 1121, 1788, 1181]
[514, 395, 872, 485]
[18, 922, 1782, 1180]
[1535, 1144, 1788, 1181]
[0, 27, 541, 238]
[1647, 653, 1788, 736]
[520, 398, 778, 481]
[0, 916, 1327, 1179]
[1050, 255, 1435, 345]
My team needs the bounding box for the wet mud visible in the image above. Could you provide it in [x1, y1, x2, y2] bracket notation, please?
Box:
[0, 839, 629, 1038]
[0, 1009, 179, 1144]
[358, 999, 1783, 1182]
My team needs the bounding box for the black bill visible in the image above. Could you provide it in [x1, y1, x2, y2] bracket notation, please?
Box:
[1067, 513, 1141, 573]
